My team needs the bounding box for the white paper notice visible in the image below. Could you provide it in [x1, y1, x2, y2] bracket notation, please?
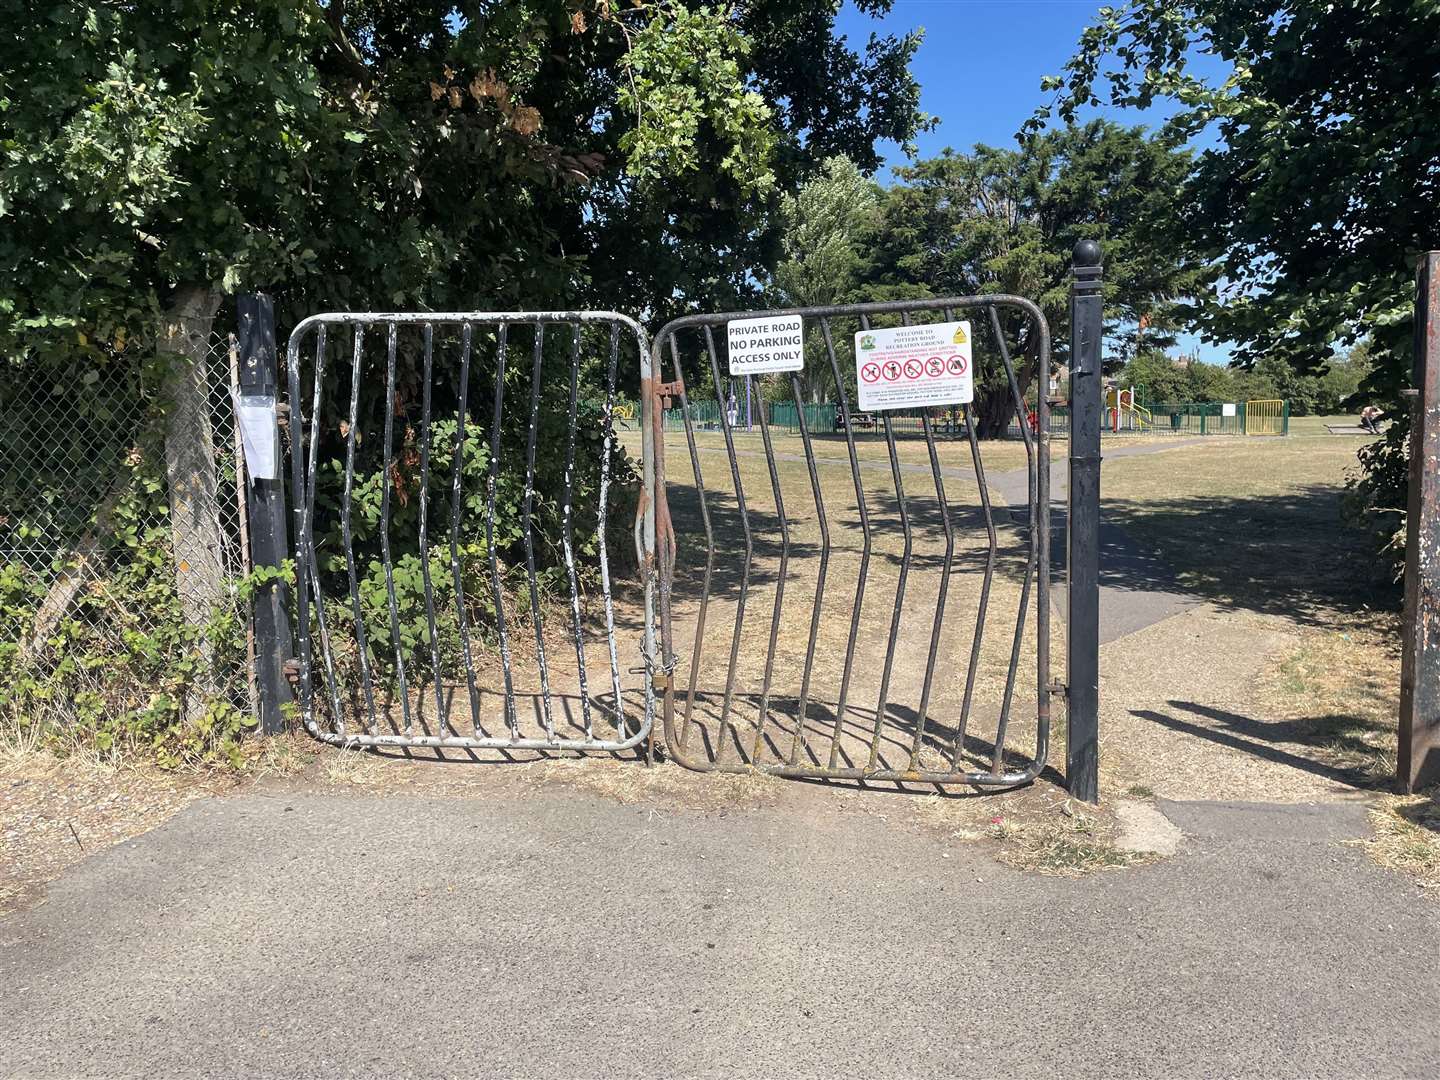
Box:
[1222, 402, 1237, 417]
[726, 314, 804, 375]
[855, 321, 974, 411]
[236, 394, 279, 481]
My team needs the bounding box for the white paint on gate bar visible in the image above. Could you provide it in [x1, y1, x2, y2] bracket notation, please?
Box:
[855, 321, 974, 411]
[727, 314, 805, 375]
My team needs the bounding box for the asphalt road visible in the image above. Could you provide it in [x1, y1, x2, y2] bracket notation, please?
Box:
[3, 788, 1437, 1079]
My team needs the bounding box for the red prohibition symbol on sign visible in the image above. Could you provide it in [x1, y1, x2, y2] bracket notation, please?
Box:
[925, 355, 944, 377]
[903, 357, 924, 380]
[947, 354, 968, 376]
[882, 360, 902, 382]
[860, 362, 881, 384]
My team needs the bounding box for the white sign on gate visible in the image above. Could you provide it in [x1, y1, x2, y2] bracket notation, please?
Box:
[727, 314, 805, 375]
[855, 321, 974, 411]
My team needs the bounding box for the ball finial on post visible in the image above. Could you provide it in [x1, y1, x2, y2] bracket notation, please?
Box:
[1073, 238, 1102, 267]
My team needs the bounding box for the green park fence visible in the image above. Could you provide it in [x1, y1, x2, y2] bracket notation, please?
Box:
[1049, 400, 1288, 436]
[661, 400, 839, 434]
[649, 398, 1287, 439]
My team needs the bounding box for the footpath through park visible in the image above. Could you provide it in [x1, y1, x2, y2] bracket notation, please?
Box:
[3, 438, 1437, 1079]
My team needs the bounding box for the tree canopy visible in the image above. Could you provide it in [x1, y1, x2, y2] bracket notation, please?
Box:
[1, 1, 930, 355]
[852, 120, 1210, 434]
[1028, 0, 1440, 397]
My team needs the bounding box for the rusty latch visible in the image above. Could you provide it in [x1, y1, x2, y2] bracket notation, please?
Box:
[1048, 678, 1068, 699]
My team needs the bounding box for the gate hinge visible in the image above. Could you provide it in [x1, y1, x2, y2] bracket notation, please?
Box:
[1048, 678, 1068, 699]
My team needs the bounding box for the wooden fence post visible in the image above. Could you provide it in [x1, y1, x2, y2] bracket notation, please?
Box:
[1399, 252, 1440, 792]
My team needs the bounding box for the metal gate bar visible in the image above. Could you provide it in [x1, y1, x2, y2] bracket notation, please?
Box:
[285, 311, 656, 751]
[651, 296, 1051, 788]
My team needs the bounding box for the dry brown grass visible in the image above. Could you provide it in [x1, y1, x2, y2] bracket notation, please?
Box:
[1253, 620, 1401, 785]
[910, 783, 1146, 876]
[1102, 421, 1389, 622]
[0, 751, 239, 914]
[1359, 790, 1440, 891]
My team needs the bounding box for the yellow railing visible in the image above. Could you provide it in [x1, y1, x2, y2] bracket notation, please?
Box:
[1245, 399, 1286, 436]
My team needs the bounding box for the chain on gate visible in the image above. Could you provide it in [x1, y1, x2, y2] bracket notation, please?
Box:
[285, 312, 659, 751]
[649, 297, 1054, 789]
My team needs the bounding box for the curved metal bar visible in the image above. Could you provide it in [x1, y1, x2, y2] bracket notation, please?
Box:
[287, 311, 654, 755]
[787, 371, 829, 767]
[448, 324, 484, 735]
[650, 295, 1051, 790]
[485, 325, 519, 738]
[702, 325, 754, 763]
[521, 324, 555, 740]
[377, 324, 413, 734]
[341, 326, 379, 734]
[750, 387, 789, 761]
[819, 317, 872, 771]
[417, 324, 447, 736]
[862, 313, 912, 773]
[559, 325, 594, 738]
[669, 336, 716, 753]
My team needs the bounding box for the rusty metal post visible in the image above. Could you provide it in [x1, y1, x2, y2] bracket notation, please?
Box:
[1399, 251, 1440, 792]
[1067, 240, 1103, 804]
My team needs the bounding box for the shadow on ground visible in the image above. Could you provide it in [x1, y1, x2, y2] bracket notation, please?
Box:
[1132, 700, 1392, 789]
[1102, 484, 1396, 625]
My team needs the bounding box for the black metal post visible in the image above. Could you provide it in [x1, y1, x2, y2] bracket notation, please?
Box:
[237, 294, 294, 734]
[1067, 240, 1102, 803]
[1399, 251, 1440, 792]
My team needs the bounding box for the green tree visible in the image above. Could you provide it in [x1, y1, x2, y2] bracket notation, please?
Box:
[2, 1, 929, 350]
[0, 0, 931, 752]
[858, 120, 1212, 435]
[770, 155, 881, 401]
[1119, 351, 1188, 404]
[1030, 1, 1440, 559]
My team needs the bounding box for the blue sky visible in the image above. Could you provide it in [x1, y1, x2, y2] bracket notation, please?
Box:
[833, 1, 1231, 362]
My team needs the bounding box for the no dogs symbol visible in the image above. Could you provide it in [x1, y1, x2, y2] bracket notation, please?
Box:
[860, 362, 881, 384]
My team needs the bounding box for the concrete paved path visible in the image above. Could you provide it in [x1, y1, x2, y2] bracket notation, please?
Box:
[988, 444, 1204, 644]
[3, 787, 1436, 1079]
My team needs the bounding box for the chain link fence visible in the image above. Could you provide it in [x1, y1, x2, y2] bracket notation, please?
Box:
[1, 329, 257, 756]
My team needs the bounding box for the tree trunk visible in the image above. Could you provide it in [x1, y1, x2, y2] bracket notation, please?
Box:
[158, 285, 225, 706]
[976, 331, 1042, 439]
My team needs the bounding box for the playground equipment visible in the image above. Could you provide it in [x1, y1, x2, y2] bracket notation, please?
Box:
[1104, 385, 1152, 432]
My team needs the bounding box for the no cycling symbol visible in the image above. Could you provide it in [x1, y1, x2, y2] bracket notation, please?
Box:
[881, 360, 903, 382]
[860, 361, 881, 384]
[902, 358, 924, 380]
[925, 356, 945, 377]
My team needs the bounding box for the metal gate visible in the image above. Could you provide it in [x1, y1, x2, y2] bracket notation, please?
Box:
[285, 312, 658, 751]
[649, 297, 1053, 788]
